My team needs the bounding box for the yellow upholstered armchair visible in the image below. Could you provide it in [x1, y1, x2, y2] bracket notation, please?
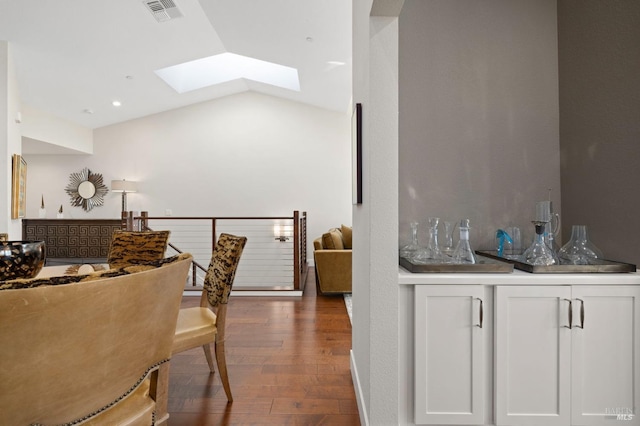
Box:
[0, 253, 192, 425]
[313, 225, 352, 295]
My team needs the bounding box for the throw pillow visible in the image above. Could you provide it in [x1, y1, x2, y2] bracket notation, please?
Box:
[322, 229, 344, 250]
[341, 224, 352, 249]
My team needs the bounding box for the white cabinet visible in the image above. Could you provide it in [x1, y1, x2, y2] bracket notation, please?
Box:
[570, 286, 640, 425]
[495, 285, 640, 426]
[494, 286, 572, 426]
[415, 285, 487, 425]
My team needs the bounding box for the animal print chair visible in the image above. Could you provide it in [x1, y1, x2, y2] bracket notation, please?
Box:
[107, 230, 171, 269]
[171, 233, 247, 402]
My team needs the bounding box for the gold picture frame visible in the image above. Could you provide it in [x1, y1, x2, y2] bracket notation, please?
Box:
[11, 154, 27, 219]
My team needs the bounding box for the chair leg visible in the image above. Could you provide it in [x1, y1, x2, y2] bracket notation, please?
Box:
[215, 340, 233, 402]
[150, 363, 170, 426]
[202, 343, 215, 373]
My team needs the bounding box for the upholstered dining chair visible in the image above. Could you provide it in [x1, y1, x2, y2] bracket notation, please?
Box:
[171, 233, 247, 402]
[0, 254, 192, 426]
[107, 230, 171, 269]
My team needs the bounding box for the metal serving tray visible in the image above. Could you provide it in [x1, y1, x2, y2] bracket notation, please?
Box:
[476, 250, 637, 274]
[399, 254, 514, 273]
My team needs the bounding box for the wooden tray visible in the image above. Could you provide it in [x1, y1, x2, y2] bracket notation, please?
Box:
[399, 254, 514, 273]
[476, 250, 637, 274]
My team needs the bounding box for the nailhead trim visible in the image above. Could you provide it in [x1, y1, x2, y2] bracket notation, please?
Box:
[30, 358, 169, 426]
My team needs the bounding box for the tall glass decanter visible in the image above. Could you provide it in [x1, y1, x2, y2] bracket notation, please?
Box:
[557, 225, 603, 265]
[442, 221, 454, 256]
[412, 217, 443, 263]
[523, 221, 559, 266]
[451, 219, 476, 264]
[400, 222, 421, 258]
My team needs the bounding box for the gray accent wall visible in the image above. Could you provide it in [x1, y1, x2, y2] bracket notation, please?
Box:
[558, 0, 640, 266]
[399, 0, 560, 252]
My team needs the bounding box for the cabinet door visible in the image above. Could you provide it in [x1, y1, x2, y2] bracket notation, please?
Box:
[495, 286, 572, 426]
[571, 286, 640, 425]
[415, 285, 485, 425]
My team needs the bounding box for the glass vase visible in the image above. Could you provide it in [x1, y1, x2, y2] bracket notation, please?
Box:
[400, 222, 421, 258]
[451, 219, 476, 264]
[412, 217, 443, 263]
[523, 221, 559, 266]
[558, 225, 603, 265]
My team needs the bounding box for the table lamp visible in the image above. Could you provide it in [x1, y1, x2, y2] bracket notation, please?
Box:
[111, 179, 137, 213]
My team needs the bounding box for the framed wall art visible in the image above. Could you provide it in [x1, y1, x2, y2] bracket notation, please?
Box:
[352, 102, 363, 204]
[11, 154, 27, 219]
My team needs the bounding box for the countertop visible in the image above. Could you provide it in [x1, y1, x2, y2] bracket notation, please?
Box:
[399, 266, 640, 286]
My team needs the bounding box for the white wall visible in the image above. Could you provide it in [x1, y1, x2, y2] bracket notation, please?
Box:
[22, 106, 93, 154]
[23, 91, 352, 254]
[351, 1, 403, 424]
[1, 41, 23, 238]
[351, 0, 373, 423]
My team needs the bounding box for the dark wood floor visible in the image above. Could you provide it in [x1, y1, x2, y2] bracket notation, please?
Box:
[167, 269, 360, 425]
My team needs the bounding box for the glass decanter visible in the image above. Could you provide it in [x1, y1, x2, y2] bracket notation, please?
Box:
[536, 200, 560, 253]
[451, 219, 476, 264]
[523, 221, 559, 266]
[557, 225, 603, 265]
[442, 221, 454, 256]
[400, 222, 421, 258]
[412, 217, 443, 263]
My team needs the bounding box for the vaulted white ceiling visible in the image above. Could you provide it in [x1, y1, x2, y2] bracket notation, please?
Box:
[0, 0, 352, 130]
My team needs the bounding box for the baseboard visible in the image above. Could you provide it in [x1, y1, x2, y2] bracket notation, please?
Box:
[351, 349, 369, 426]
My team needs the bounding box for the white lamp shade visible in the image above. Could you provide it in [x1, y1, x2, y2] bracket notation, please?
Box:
[111, 180, 137, 193]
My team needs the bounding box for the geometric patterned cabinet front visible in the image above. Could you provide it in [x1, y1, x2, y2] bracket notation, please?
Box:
[22, 219, 121, 263]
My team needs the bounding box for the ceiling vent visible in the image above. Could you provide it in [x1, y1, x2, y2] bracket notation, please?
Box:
[142, 0, 183, 23]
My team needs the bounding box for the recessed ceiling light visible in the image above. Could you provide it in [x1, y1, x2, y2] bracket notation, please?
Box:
[154, 52, 300, 93]
[83, 108, 94, 114]
[306, 37, 313, 42]
[327, 61, 345, 66]
[125, 75, 134, 80]
[112, 100, 122, 107]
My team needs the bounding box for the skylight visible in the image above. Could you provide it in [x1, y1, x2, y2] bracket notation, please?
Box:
[154, 52, 300, 93]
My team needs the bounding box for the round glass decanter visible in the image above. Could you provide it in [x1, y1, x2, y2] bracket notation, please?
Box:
[412, 217, 443, 263]
[451, 219, 476, 264]
[400, 222, 421, 258]
[523, 221, 559, 266]
[557, 225, 603, 265]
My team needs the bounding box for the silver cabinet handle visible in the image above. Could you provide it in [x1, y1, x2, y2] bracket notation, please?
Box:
[575, 298, 585, 329]
[475, 298, 483, 328]
[563, 298, 572, 329]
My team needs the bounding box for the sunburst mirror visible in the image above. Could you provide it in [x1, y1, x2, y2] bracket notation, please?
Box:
[65, 168, 109, 212]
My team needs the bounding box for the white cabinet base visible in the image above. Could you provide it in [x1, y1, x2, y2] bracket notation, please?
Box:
[494, 286, 572, 426]
[415, 285, 486, 425]
[406, 272, 640, 426]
